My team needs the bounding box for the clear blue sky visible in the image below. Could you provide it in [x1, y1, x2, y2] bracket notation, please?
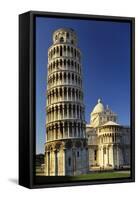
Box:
[36, 16, 131, 154]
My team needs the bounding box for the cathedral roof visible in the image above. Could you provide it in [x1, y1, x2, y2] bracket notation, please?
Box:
[101, 121, 120, 127]
[91, 98, 104, 115]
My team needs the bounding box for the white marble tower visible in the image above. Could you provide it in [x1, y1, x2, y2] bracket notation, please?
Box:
[44, 28, 89, 176]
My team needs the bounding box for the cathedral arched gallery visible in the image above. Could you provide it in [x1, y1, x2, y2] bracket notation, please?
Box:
[41, 28, 130, 176]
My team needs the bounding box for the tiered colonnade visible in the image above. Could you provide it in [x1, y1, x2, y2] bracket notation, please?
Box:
[45, 28, 88, 175]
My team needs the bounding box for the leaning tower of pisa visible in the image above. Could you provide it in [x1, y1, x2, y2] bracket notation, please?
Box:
[44, 28, 88, 176]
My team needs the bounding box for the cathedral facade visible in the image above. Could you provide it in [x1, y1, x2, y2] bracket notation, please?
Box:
[86, 99, 130, 170]
[44, 28, 89, 176]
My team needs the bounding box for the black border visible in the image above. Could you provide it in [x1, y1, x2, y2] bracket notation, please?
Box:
[19, 11, 135, 189]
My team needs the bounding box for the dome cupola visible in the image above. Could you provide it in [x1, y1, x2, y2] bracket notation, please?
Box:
[91, 98, 104, 115]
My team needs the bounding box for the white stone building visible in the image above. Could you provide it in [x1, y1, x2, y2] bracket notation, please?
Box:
[86, 99, 130, 170]
[44, 28, 89, 176]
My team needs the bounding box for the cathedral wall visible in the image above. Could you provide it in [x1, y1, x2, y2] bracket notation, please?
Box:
[123, 146, 130, 165]
[98, 146, 103, 167]
[109, 145, 114, 167]
[88, 148, 94, 167]
[113, 146, 124, 168]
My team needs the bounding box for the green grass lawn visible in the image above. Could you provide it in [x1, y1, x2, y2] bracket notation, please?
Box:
[69, 171, 130, 180]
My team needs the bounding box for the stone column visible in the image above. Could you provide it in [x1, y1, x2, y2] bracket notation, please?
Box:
[67, 104, 69, 118]
[102, 146, 104, 168]
[78, 107, 80, 119]
[57, 106, 59, 120]
[116, 144, 119, 169]
[62, 104, 65, 119]
[71, 105, 73, 118]
[53, 108, 55, 121]
[74, 90, 76, 101]
[107, 145, 109, 166]
[68, 123, 70, 138]
[48, 151, 50, 175]
[45, 151, 49, 175]
[72, 124, 74, 138]
[54, 149, 58, 176]
[67, 88, 68, 101]
[63, 122, 65, 138]
[76, 124, 78, 137]
[111, 144, 114, 168]
[71, 88, 72, 101]
[63, 148, 66, 175]
[75, 106, 77, 118]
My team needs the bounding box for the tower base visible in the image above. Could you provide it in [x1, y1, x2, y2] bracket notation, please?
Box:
[44, 138, 89, 176]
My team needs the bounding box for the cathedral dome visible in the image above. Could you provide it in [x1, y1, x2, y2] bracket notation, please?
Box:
[91, 99, 104, 115]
